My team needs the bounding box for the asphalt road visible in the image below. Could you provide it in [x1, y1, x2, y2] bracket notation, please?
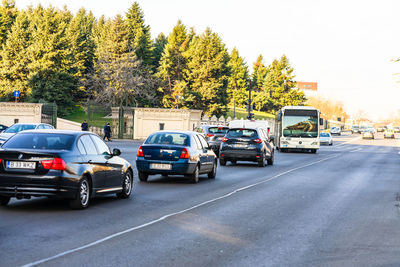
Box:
[1, 133, 400, 267]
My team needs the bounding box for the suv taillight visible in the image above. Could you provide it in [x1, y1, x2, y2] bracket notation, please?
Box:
[41, 158, 67, 171]
[222, 137, 229, 142]
[180, 148, 190, 159]
[253, 138, 262, 143]
[137, 146, 144, 157]
[206, 134, 214, 138]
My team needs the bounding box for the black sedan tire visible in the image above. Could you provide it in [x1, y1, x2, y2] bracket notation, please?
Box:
[138, 171, 148, 182]
[186, 165, 199, 183]
[208, 162, 217, 179]
[117, 171, 133, 199]
[231, 160, 237, 166]
[0, 196, 10, 206]
[70, 176, 90, 209]
[219, 158, 226, 166]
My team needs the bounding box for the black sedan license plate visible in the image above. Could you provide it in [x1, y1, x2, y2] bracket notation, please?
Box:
[7, 161, 36, 169]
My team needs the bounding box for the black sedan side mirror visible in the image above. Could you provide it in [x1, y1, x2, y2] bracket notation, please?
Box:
[113, 148, 121, 156]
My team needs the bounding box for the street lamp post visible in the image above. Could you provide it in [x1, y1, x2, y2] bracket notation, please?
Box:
[176, 95, 184, 109]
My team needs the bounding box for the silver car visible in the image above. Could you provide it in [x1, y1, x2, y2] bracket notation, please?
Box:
[0, 123, 54, 146]
[330, 127, 341, 136]
[320, 132, 333, 145]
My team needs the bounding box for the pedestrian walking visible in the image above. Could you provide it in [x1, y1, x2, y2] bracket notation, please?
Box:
[104, 122, 112, 141]
[81, 120, 89, 131]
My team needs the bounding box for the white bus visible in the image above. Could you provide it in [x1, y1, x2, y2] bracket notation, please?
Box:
[275, 106, 322, 153]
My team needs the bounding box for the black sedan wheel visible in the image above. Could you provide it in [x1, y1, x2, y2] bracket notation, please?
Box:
[186, 165, 199, 183]
[208, 162, 217, 179]
[0, 196, 10, 206]
[219, 158, 226, 166]
[117, 171, 133, 199]
[138, 171, 149, 182]
[70, 177, 90, 209]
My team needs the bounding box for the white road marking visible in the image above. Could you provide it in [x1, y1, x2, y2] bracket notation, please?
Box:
[22, 154, 340, 267]
[350, 148, 362, 152]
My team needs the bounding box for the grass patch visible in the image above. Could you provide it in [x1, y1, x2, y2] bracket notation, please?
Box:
[63, 106, 112, 128]
[226, 107, 275, 120]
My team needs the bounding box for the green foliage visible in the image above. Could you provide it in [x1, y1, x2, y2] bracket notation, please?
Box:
[28, 69, 77, 116]
[66, 8, 95, 100]
[126, 2, 154, 67]
[183, 28, 229, 116]
[0, 10, 31, 100]
[252, 54, 268, 92]
[152, 32, 167, 70]
[226, 106, 274, 120]
[0, 0, 17, 46]
[157, 20, 191, 108]
[227, 48, 249, 107]
[254, 55, 306, 113]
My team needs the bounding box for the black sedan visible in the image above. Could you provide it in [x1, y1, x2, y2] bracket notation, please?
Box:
[136, 131, 217, 183]
[0, 130, 133, 209]
[219, 127, 274, 167]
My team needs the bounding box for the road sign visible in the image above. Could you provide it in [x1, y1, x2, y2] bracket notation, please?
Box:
[14, 91, 20, 97]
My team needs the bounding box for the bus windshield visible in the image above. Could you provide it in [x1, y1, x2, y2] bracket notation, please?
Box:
[282, 116, 318, 138]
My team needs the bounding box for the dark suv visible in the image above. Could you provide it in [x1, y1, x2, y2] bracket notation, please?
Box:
[195, 125, 229, 156]
[219, 127, 274, 167]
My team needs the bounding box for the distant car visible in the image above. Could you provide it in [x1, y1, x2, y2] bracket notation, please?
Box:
[219, 127, 274, 167]
[136, 131, 217, 183]
[330, 127, 341, 136]
[384, 129, 395, 139]
[394, 127, 400, 133]
[320, 132, 333, 145]
[351, 126, 360, 134]
[195, 125, 229, 156]
[0, 130, 133, 209]
[362, 129, 375, 139]
[376, 127, 385, 132]
[0, 123, 54, 146]
[0, 124, 7, 133]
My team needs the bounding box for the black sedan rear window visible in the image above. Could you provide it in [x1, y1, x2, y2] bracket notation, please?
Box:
[2, 133, 75, 150]
[145, 133, 189, 146]
[208, 127, 229, 134]
[227, 129, 257, 138]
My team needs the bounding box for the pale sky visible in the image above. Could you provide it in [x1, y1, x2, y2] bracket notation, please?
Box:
[15, 0, 400, 120]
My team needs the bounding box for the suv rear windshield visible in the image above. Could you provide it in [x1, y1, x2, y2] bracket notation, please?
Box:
[208, 127, 229, 134]
[145, 133, 189, 146]
[227, 129, 258, 138]
[3, 133, 75, 150]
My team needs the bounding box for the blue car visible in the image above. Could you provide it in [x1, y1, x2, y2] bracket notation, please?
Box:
[136, 131, 217, 183]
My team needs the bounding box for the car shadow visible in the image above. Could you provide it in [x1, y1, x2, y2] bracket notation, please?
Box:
[145, 175, 213, 185]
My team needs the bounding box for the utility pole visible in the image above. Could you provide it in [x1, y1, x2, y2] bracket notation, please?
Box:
[247, 80, 254, 120]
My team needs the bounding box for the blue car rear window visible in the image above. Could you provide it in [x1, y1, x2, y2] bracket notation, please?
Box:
[145, 133, 189, 146]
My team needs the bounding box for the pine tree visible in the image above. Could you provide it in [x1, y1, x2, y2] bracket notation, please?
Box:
[227, 48, 249, 108]
[126, 2, 153, 66]
[157, 20, 190, 108]
[252, 54, 268, 92]
[0, 10, 31, 99]
[152, 32, 167, 70]
[184, 28, 229, 116]
[262, 55, 306, 112]
[0, 0, 17, 46]
[26, 5, 73, 73]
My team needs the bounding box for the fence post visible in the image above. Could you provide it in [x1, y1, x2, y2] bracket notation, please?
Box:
[118, 106, 124, 139]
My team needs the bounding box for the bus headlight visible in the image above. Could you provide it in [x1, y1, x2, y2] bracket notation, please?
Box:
[311, 142, 319, 145]
[281, 141, 289, 145]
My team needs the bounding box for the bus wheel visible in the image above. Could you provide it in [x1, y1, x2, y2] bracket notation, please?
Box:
[311, 149, 317, 154]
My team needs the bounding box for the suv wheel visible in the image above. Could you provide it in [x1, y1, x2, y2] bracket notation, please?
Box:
[267, 151, 274, 166]
[219, 158, 226, 166]
[0, 196, 10, 206]
[258, 154, 266, 167]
